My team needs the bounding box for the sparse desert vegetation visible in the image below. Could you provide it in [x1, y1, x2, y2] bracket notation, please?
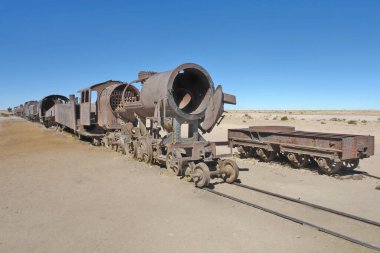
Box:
[348, 120, 357, 125]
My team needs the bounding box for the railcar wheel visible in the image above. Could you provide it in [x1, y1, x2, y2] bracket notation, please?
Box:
[342, 159, 360, 171]
[316, 158, 342, 175]
[237, 146, 246, 157]
[221, 159, 239, 183]
[248, 147, 257, 158]
[287, 153, 309, 168]
[166, 150, 183, 176]
[139, 139, 152, 164]
[192, 163, 210, 188]
[238, 146, 256, 158]
[256, 148, 276, 162]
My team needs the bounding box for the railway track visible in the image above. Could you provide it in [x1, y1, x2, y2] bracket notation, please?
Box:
[354, 171, 380, 180]
[233, 182, 380, 227]
[204, 183, 380, 252]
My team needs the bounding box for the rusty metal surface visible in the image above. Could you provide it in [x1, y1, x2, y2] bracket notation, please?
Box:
[201, 85, 224, 132]
[249, 126, 295, 133]
[38, 95, 69, 125]
[80, 102, 91, 126]
[23, 101, 39, 120]
[77, 80, 126, 131]
[98, 81, 127, 129]
[55, 97, 77, 131]
[228, 127, 375, 161]
[116, 63, 235, 133]
[13, 105, 24, 116]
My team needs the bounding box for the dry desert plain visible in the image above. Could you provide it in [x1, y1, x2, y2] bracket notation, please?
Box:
[1, 110, 380, 253]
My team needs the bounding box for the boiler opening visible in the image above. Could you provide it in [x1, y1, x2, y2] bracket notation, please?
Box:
[172, 68, 211, 114]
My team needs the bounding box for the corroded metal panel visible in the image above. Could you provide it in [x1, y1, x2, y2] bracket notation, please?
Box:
[38, 95, 69, 124]
[249, 126, 295, 133]
[80, 102, 91, 126]
[98, 82, 126, 129]
[55, 103, 76, 130]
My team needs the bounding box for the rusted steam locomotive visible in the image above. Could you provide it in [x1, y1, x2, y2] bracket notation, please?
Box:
[14, 63, 239, 188]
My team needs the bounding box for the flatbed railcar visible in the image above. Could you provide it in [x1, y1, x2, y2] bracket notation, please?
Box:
[228, 126, 374, 174]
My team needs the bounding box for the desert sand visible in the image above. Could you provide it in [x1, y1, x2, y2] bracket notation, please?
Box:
[0, 110, 379, 252]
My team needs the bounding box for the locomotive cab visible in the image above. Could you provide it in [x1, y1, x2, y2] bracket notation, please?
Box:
[76, 80, 129, 135]
[79, 89, 97, 126]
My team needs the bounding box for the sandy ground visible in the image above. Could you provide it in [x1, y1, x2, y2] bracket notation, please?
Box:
[1, 111, 380, 252]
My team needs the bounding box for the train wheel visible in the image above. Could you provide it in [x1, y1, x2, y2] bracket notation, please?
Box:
[75, 133, 83, 141]
[221, 159, 239, 183]
[248, 147, 257, 158]
[166, 150, 183, 176]
[238, 146, 256, 158]
[102, 136, 109, 148]
[316, 158, 342, 175]
[132, 140, 139, 160]
[237, 146, 246, 157]
[124, 142, 134, 158]
[92, 138, 101, 146]
[192, 163, 210, 188]
[342, 159, 359, 171]
[139, 139, 152, 164]
[287, 153, 309, 168]
[256, 148, 276, 162]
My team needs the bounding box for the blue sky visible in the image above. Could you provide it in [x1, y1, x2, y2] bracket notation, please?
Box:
[0, 0, 379, 109]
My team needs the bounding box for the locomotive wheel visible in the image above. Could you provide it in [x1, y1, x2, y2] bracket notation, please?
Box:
[316, 158, 342, 175]
[92, 138, 101, 146]
[221, 159, 239, 183]
[192, 163, 211, 188]
[166, 150, 183, 176]
[256, 148, 276, 162]
[342, 159, 360, 171]
[124, 142, 134, 158]
[287, 153, 309, 168]
[102, 136, 110, 148]
[139, 139, 152, 164]
[132, 140, 139, 160]
[75, 132, 83, 141]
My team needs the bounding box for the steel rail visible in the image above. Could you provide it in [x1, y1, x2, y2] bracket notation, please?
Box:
[233, 182, 380, 227]
[355, 171, 380, 180]
[204, 188, 380, 252]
